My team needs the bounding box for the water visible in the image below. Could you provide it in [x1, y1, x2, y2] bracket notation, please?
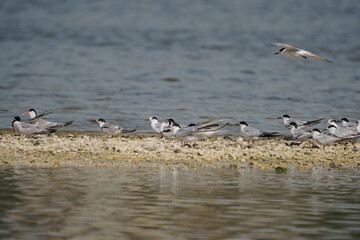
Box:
[0, 0, 359, 134]
[0, 166, 359, 239]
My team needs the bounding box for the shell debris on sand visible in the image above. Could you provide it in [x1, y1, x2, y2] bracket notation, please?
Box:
[0, 133, 359, 169]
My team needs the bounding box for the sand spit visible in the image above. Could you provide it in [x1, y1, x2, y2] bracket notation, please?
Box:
[0, 133, 359, 170]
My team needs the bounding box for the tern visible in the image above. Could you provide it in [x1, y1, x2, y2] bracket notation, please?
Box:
[238, 121, 281, 141]
[323, 125, 359, 138]
[340, 118, 357, 131]
[186, 118, 229, 136]
[357, 120, 360, 133]
[311, 129, 358, 146]
[22, 108, 73, 132]
[160, 119, 195, 138]
[149, 117, 186, 134]
[288, 122, 312, 140]
[154, 117, 229, 136]
[325, 119, 357, 134]
[12, 116, 50, 135]
[160, 119, 176, 134]
[325, 119, 342, 128]
[278, 115, 323, 129]
[96, 118, 136, 134]
[160, 119, 228, 138]
[271, 43, 332, 63]
[149, 117, 162, 133]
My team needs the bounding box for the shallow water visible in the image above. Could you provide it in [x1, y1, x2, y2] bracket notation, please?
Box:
[0, 166, 359, 239]
[0, 0, 360, 135]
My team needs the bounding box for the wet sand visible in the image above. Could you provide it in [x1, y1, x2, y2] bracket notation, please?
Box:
[1, 131, 359, 170]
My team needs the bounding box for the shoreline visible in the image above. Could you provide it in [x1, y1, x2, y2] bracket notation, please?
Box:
[1, 131, 359, 170]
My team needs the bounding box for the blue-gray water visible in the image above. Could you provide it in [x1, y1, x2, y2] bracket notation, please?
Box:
[0, 0, 359, 134]
[0, 167, 359, 240]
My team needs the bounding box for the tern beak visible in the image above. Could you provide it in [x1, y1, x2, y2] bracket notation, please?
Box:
[276, 117, 282, 119]
[22, 112, 29, 115]
[274, 52, 280, 55]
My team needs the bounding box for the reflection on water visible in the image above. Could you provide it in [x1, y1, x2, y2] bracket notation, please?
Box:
[1, 167, 359, 239]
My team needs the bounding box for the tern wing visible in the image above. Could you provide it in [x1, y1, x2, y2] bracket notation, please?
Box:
[119, 128, 136, 133]
[260, 132, 281, 137]
[309, 54, 332, 63]
[271, 43, 298, 50]
[335, 134, 360, 143]
[197, 123, 229, 132]
[100, 123, 120, 133]
[105, 122, 121, 130]
[27, 111, 53, 124]
[47, 121, 73, 130]
[18, 122, 48, 135]
[37, 120, 59, 129]
[174, 127, 195, 137]
[299, 50, 332, 63]
[242, 126, 261, 137]
[303, 118, 324, 127]
[292, 129, 312, 140]
[196, 118, 228, 129]
[160, 126, 175, 138]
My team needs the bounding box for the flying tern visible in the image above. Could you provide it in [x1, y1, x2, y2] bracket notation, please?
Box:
[278, 115, 323, 129]
[271, 43, 332, 63]
[96, 118, 136, 134]
[23, 108, 73, 132]
[238, 121, 281, 141]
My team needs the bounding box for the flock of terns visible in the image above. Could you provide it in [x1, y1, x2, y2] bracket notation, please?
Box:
[148, 115, 360, 146]
[11, 108, 360, 147]
[10, 43, 359, 146]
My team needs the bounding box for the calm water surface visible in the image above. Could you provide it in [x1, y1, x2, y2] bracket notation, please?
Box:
[0, 166, 359, 239]
[0, 0, 360, 134]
